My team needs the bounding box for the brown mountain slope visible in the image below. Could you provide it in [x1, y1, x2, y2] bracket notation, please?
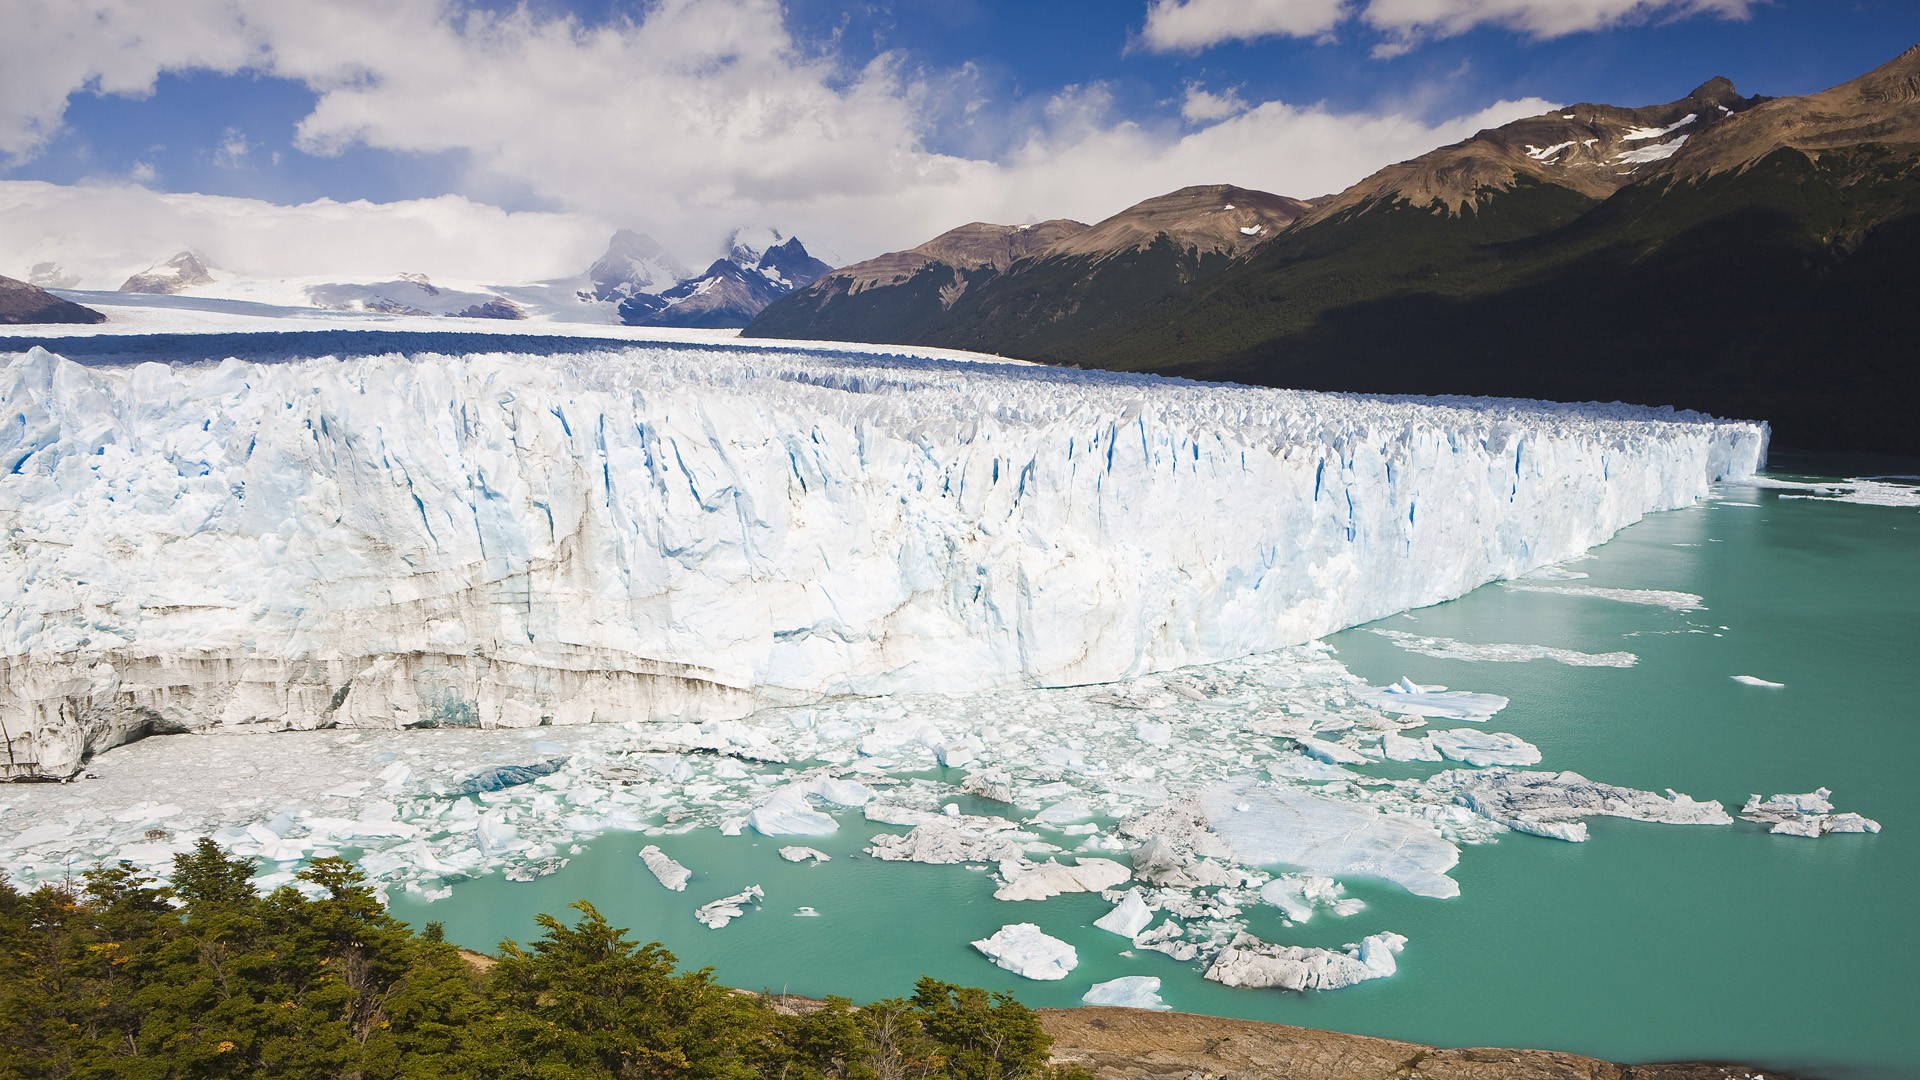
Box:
[835, 219, 1088, 294]
[1046, 183, 1312, 259]
[1301, 79, 1757, 224]
[1657, 43, 1920, 181]
[0, 274, 106, 325]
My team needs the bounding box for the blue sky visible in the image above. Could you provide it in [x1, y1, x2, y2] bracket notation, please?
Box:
[2, 0, 1916, 280]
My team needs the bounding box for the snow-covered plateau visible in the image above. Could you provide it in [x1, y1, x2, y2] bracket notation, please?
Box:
[0, 331, 1766, 779]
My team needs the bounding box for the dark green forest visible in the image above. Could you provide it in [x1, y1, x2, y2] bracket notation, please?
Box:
[0, 841, 1086, 1080]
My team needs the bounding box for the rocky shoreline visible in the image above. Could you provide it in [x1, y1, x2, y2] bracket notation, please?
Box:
[1039, 1007, 1799, 1080]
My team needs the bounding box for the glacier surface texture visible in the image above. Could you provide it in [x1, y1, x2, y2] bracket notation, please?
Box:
[0, 337, 1766, 778]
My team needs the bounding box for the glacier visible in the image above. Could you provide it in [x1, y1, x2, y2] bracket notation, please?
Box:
[0, 334, 1764, 779]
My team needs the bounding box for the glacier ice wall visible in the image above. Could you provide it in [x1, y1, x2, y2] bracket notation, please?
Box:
[0, 340, 1766, 778]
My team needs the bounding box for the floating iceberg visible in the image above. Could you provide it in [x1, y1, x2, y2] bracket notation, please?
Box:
[1732, 675, 1786, 689]
[1199, 785, 1462, 899]
[972, 923, 1077, 980]
[1426, 730, 1542, 768]
[1094, 888, 1156, 937]
[778, 846, 832, 863]
[1370, 629, 1636, 668]
[1259, 875, 1364, 923]
[449, 758, 569, 796]
[694, 885, 764, 929]
[1435, 769, 1731, 842]
[1354, 678, 1507, 722]
[1740, 789, 1881, 837]
[748, 788, 839, 837]
[1081, 976, 1170, 1010]
[1502, 584, 1705, 611]
[1204, 931, 1406, 991]
[993, 857, 1130, 901]
[639, 845, 691, 891]
[0, 338, 1763, 780]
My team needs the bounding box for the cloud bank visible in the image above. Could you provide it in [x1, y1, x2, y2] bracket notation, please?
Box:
[2, 0, 1555, 278]
[1141, 0, 1755, 56]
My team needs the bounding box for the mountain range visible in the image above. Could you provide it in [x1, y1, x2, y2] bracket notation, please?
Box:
[748, 46, 1920, 454]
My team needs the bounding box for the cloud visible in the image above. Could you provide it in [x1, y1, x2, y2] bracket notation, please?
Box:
[0, 0, 1556, 272]
[0, 180, 613, 288]
[213, 128, 252, 168]
[129, 161, 157, 183]
[1137, 0, 1755, 54]
[1142, 0, 1350, 52]
[1181, 84, 1251, 123]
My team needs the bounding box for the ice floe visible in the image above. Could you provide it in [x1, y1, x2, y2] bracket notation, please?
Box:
[694, 885, 764, 929]
[1198, 786, 1463, 899]
[972, 923, 1078, 980]
[1370, 629, 1636, 668]
[1204, 931, 1406, 991]
[1745, 476, 1920, 509]
[994, 858, 1130, 901]
[778, 846, 832, 863]
[1732, 675, 1786, 689]
[1081, 975, 1170, 1010]
[1502, 583, 1706, 610]
[639, 845, 692, 890]
[1094, 888, 1156, 937]
[1426, 730, 1543, 768]
[1353, 677, 1508, 721]
[1741, 789, 1881, 837]
[1432, 769, 1732, 842]
[1258, 874, 1364, 923]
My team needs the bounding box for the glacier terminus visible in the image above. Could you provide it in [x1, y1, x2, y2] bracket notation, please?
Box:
[0, 332, 1767, 780]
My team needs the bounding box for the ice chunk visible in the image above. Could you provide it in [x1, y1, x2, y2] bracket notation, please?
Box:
[748, 787, 839, 836]
[1200, 785, 1461, 898]
[959, 770, 1015, 803]
[1370, 629, 1635, 668]
[504, 856, 568, 882]
[1259, 874, 1363, 923]
[972, 923, 1077, 980]
[1732, 675, 1785, 689]
[450, 758, 568, 796]
[694, 884, 764, 929]
[1094, 888, 1156, 938]
[1426, 729, 1542, 768]
[1293, 736, 1371, 765]
[1033, 800, 1094, 825]
[1134, 721, 1172, 747]
[1502, 584, 1705, 611]
[1435, 768, 1731, 842]
[1380, 733, 1442, 762]
[1204, 931, 1406, 991]
[1081, 975, 1170, 1010]
[805, 778, 876, 807]
[639, 845, 692, 890]
[1741, 789, 1881, 837]
[778, 846, 831, 863]
[993, 857, 1130, 901]
[867, 819, 1032, 865]
[1355, 678, 1507, 722]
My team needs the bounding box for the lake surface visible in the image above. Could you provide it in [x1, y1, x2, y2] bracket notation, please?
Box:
[391, 455, 1920, 1080]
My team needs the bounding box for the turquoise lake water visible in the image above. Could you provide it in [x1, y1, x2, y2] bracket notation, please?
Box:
[394, 456, 1919, 1079]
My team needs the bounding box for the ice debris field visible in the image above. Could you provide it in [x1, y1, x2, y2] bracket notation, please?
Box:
[0, 328, 1876, 997]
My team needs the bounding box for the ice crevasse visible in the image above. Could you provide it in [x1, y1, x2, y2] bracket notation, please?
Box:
[0, 340, 1767, 778]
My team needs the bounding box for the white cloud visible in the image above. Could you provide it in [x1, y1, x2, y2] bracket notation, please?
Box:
[0, 0, 1559, 273]
[0, 180, 613, 288]
[1142, 0, 1350, 53]
[128, 161, 157, 182]
[213, 128, 252, 168]
[1137, 0, 1755, 53]
[1181, 84, 1251, 123]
